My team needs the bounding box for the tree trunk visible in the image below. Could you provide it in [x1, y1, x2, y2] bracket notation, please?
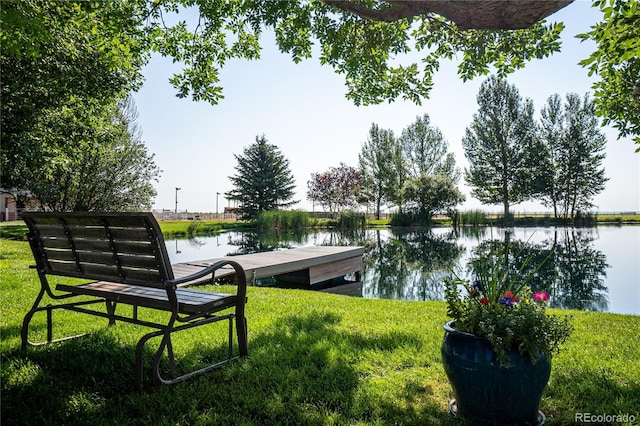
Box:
[503, 199, 510, 221]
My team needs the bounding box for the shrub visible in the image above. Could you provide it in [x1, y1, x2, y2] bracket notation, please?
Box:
[336, 211, 366, 229]
[256, 210, 309, 230]
[458, 209, 488, 226]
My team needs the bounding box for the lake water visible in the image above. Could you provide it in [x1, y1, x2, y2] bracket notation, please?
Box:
[167, 226, 640, 316]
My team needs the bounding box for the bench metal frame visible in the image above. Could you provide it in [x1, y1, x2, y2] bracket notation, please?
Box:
[21, 212, 248, 389]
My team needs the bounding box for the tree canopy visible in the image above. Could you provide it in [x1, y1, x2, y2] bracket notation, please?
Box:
[0, 1, 148, 189]
[0, 0, 569, 108]
[400, 114, 460, 182]
[2, 0, 636, 156]
[144, 0, 568, 107]
[401, 174, 465, 223]
[578, 0, 640, 149]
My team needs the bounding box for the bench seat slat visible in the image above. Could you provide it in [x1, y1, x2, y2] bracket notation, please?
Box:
[40, 237, 72, 249]
[48, 260, 80, 274]
[71, 250, 160, 269]
[44, 249, 160, 270]
[63, 239, 156, 255]
[113, 241, 156, 255]
[47, 261, 164, 286]
[72, 239, 112, 251]
[109, 228, 152, 240]
[56, 282, 237, 314]
[122, 267, 162, 283]
[53, 238, 156, 255]
[67, 227, 109, 239]
[117, 254, 159, 269]
[81, 263, 120, 277]
[34, 224, 67, 237]
[43, 248, 76, 262]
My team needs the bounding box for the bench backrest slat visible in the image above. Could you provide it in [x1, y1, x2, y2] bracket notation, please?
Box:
[22, 212, 174, 287]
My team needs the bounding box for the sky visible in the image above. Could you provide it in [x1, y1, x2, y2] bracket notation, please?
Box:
[131, 0, 639, 215]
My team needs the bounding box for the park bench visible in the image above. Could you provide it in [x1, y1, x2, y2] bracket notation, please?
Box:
[20, 211, 248, 389]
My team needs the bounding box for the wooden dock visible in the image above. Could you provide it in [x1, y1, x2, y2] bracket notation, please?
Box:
[172, 245, 364, 287]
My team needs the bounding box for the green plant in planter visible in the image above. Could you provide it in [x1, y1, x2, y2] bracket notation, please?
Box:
[444, 239, 573, 365]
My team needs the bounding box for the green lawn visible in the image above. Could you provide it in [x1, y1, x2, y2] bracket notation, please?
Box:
[1, 239, 639, 425]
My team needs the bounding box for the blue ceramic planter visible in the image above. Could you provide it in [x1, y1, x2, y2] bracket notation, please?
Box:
[441, 321, 551, 425]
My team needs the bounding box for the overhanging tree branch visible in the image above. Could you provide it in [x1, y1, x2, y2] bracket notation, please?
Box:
[322, 0, 574, 30]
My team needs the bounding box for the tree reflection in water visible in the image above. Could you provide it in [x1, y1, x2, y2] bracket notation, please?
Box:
[467, 229, 609, 311]
[346, 227, 608, 311]
[194, 226, 610, 312]
[362, 228, 464, 301]
[546, 228, 609, 311]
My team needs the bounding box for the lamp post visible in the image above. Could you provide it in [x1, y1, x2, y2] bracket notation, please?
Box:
[216, 192, 220, 217]
[175, 187, 181, 216]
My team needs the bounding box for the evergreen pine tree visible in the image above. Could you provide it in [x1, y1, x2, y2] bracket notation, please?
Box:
[226, 135, 297, 220]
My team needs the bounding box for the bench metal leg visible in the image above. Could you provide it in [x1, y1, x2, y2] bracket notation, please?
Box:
[134, 313, 241, 390]
[227, 316, 234, 359]
[106, 300, 117, 326]
[46, 306, 53, 343]
[22, 298, 102, 349]
[236, 315, 248, 357]
[166, 336, 177, 378]
[21, 288, 46, 350]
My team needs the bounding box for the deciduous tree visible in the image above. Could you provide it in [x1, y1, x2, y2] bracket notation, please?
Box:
[539, 93, 608, 217]
[19, 96, 160, 211]
[462, 76, 540, 218]
[359, 124, 399, 219]
[0, 1, 146, 188]
[401, 175, 465, 223]
[307, 162, 362, 217]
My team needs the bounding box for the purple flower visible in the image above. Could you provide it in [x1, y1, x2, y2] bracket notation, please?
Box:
[498, 297, 514, 308]
[473, 280, 484, 291]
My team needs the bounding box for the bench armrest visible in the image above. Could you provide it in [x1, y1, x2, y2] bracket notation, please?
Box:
[165, 259, 247, 290]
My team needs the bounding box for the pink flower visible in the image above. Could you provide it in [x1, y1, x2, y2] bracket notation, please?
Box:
[504, 290, 514, 299]
[534, 291, 549, 302]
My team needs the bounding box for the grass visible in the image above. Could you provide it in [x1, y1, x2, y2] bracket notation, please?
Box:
[158, 219, 250, 237]
[1, 239, 639, 425]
